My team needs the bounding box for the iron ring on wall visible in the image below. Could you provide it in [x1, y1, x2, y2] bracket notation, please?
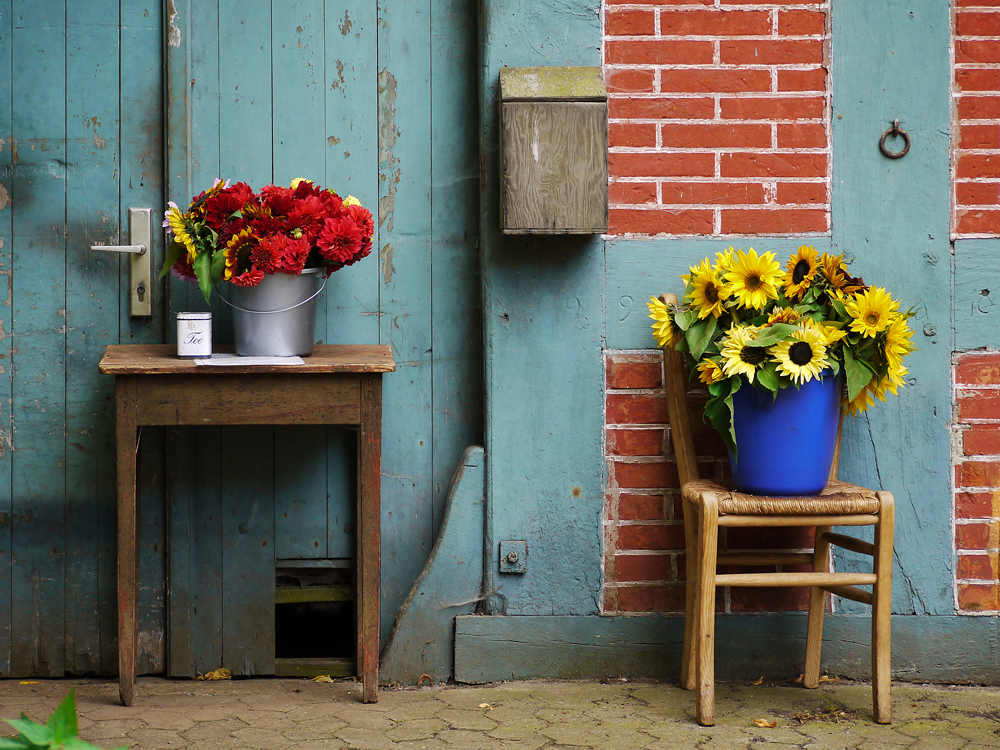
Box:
[879, 119, 910, 159]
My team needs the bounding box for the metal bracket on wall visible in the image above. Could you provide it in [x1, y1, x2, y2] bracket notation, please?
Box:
[499, 540, 528, 574]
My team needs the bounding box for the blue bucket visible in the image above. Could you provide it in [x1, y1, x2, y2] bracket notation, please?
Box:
[728, 375, 841, 496]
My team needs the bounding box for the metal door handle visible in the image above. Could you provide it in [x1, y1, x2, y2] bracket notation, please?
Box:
[91, 243, 147, 255]
[89, 207, 153, 317]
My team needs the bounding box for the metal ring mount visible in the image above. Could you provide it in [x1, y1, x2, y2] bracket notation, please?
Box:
[879, 119, 910, 159]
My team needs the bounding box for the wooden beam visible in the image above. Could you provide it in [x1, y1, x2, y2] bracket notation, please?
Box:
[714, 572, 877, 587]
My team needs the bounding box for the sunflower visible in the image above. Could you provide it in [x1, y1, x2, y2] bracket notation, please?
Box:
[881, 314, 915, 394]
[163, 202, 198, 263]
[223, 227, 264, 286]
[714, 247, 734, 275]
[647, 297, 675, 348]
[724, 248, 782, 309]
[845, 382, 875, 416]
[683, 258, 730, 319]
[696, 359, 725, 385]
[820, 252, 866, 295]
[767, 307, 799, 325]
[783, 245, 820, 300]
[721, 325, 768, 383]
[770, 326, 830, 385]
[845, 286, 898, 338]
[799, 317, 848, 346]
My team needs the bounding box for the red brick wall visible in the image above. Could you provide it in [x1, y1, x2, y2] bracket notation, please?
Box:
[954, 352, 1000, 612]
[954, 3, 1000, 236]
[603, 350, 815, 613]
[603, 1, 831, 236]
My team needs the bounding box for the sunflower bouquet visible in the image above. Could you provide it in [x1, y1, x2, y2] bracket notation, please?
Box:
[161, 178, 374, 303]
[648, 245, 915, 455]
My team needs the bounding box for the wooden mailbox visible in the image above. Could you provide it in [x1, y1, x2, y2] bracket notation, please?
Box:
[500, 66, 608, 234]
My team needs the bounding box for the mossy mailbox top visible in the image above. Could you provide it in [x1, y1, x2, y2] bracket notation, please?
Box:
[500, 67, 608, 234]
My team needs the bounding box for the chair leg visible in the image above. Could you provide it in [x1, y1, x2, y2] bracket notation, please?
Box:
[873, 492, 895, 724]
[804, 524, 831, 689]
[695, 493, 719, 727]
[681, 493, 698, 691]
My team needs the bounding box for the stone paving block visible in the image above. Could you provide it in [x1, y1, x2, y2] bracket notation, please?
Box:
[436, 707, 498, 731]
[433, 688, 519, 710]
[231, 709, 299, 730]
[384, 717, 447, 742]
[280, 719, 348, 741]
[136, 709, 195, 732]
[392, 740, 451, 750]
[285, 740, 351, 750]
[334, 726, 398, 749]
[179, 718, 247, 741]
[77, 718, 146, 739]
[539, 722, 604, 746]
[124, 727, 189, 748]
[488, 717, 550, 740]
[383, 700, 449, 722]
[230, 726, 296, 748]
[482, 701, 544, 722]
[331, 708, 398, 731]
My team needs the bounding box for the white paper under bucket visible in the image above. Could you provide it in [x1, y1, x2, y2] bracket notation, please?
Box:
[227, 268, 326, 357]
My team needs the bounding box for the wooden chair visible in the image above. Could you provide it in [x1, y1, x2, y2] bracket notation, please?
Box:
[658, 294, 895, 726]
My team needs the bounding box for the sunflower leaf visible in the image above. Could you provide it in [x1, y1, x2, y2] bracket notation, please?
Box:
[830, 298, 849, 318]
[210, 248, 228, 287]
[193, 251, 213, 304]
[159, 241, 186, 280]
[756, 365, 780, 394]
[687, 316, 718, 361]
[705, 386, 738, 459]
[750, 323, 797, 348]
[673, 309, 694, 332]
[843, 347, 876, 401]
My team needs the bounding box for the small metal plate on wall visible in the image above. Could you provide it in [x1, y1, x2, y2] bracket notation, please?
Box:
[499, 540, 528, 574]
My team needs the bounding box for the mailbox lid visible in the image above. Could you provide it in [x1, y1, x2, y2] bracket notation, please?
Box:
[499, 66, 607, 103]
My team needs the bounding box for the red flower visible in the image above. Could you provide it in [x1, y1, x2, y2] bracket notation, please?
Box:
[251, 236, 284, 274]
[171, 254, 198, 281]
[280, 237, 312, 274]
[204, 182, 253, 229]
[228, 268, 265, 287]
[260, 185, 297, 220]
[346, 204, 374, 239]
[317, 217, 363, 264]
[288, 196, 327, 243]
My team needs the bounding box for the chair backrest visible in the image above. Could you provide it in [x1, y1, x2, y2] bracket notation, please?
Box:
[658, 294, 844, 489]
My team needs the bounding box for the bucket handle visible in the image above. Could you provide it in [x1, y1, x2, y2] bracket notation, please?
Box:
[218, 274, 329, 315]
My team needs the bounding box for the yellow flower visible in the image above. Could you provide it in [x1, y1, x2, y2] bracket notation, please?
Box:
[767, 308, 799, 325]
[697, 359, 725, 385]
[343, 195, 361, 207]
[647, 296, 675, 348]
[683, 258, 730, 319]
[881, 314, 915, 394]
[820, 252, 865, 295]
[714, 247, 734, 275]
[290, 177, 311, 189]
[164, 203, 198, 263]
[800, 317, 848, 346]
[724, 248, 782, 309]
[783, 245, 820, 300]
[721, 325, 767, 383]
[845, 382, 875, 416]
[770, 326, 830, 385]
[845, 287, 898, 338]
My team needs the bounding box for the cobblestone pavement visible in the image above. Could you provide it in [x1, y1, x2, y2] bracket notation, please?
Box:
[1, 677, 998, 749]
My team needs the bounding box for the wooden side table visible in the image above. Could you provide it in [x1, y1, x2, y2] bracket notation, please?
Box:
[99, 344, 395, 706]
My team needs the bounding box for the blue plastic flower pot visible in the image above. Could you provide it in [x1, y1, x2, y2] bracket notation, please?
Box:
[727, 375, 842, 496]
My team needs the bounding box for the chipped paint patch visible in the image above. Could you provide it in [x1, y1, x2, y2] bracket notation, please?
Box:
[340, 10, 353, 35]
[378, 69, 401, 235]
[167, 0, 182, 47]
[327, 135, 340, 145]
[10, 136, 17, 165]
[0, 183, 8, 211]
[381, 243, 395, 284]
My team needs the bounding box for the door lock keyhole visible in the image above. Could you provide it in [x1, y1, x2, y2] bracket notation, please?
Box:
[136, 283, 145, 302]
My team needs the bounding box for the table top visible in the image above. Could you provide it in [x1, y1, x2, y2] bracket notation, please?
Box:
[99, 344, 396, 375]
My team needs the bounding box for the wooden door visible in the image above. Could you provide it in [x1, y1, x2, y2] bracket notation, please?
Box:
[164, 1, 481, 676]
[0, 1, 167, 676]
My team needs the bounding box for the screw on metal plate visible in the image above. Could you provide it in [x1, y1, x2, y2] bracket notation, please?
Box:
[499, 540, 527, 574]
[879, 119, 910, 159]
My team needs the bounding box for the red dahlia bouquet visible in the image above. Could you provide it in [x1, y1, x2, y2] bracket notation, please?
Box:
[161, 177, 374, 303]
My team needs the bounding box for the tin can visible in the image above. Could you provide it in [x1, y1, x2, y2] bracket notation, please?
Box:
[176, 312, 212, 358]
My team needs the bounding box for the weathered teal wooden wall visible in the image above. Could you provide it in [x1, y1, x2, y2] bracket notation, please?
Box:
[0, 1, 167, 676]
[164, 0, 481, 675]
[462, 0, 998, 682]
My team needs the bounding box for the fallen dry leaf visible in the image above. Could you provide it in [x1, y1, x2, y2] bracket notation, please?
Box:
[197, 667, 232, 681]
[794, 673, 804, 684]
[19, 681, 38, 685]
[478, 703, 494, 710]
[752, 719, 778, 728]
[311, 675, 334, 683]
[416, 674, 433, 687]
[818, 675, 840, 684]
[750, 675, 764, 685]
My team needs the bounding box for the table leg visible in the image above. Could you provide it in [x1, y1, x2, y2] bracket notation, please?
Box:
[358, 375, 382, 703]
[116, 378, 139, 707]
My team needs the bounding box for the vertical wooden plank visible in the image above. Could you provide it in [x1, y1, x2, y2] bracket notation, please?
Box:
[0, 0, 14, 678]
[377, 0, 434, 643]
[221, 427, 275, 675]
[358, 374, 381, 702]
[831, 1, 953, 615]
[218, 1, 275, 674]
[429, 0, 481, 536]
[121, 0, 167, 677]
[166, 0, 225, 676]
[63, 0, 120, 677]
[10, 0, 67, 677]
[272, 1, 330, 561]
[324, 0, 379, 564]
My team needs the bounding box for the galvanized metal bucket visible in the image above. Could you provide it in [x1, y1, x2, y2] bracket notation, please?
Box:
[226, 268, 326, 357]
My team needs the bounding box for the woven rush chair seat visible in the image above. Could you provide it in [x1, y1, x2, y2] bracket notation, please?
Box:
[682, 480, 881, 516]
[657, 293, 895, 728]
